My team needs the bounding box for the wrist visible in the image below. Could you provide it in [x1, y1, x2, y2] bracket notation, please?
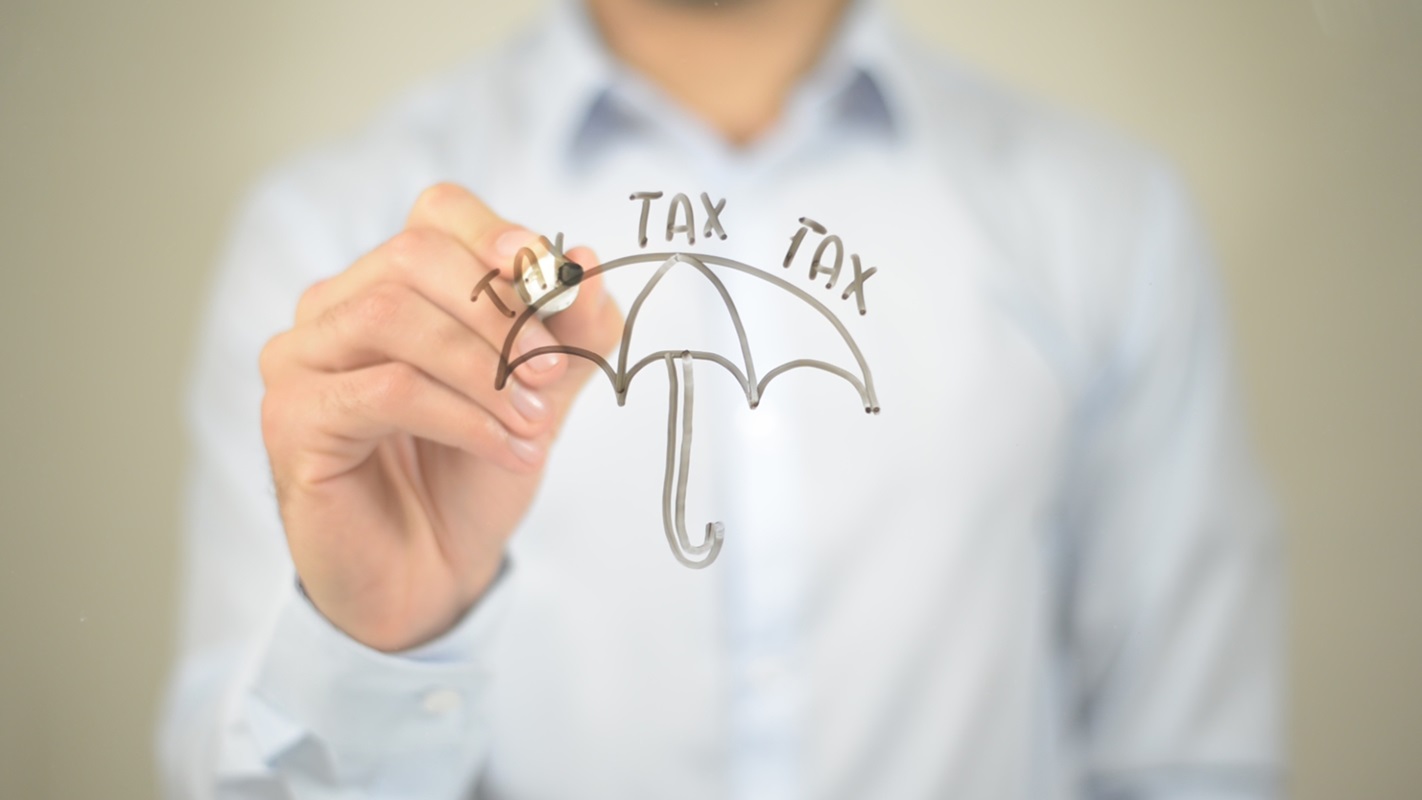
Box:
[296, 555, 512, 654]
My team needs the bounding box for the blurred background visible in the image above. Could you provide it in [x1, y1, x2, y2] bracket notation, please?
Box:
[1, 1, 1418, 797]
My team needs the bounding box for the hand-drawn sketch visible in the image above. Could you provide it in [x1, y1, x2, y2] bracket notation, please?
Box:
[472, 194, 880, 569]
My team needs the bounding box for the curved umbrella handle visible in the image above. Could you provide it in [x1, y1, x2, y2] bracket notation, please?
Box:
[663, 352, 725, 569]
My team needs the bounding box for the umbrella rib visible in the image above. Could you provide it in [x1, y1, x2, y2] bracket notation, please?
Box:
[615, 257, 680, 392]
[612, 254, 758, 405]
[674, 254, 758, 405]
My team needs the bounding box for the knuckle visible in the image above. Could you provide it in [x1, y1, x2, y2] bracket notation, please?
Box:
[295, 278, 328, 320]
[349, 283, 406, 329]
[257, 333, 287, 383]
[412, 182, 472, 218]
[383, 227, 443, 275]
[365, 362, 420, 410]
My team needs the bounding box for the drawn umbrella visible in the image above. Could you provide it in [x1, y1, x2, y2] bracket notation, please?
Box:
[487, 251, 879, 569]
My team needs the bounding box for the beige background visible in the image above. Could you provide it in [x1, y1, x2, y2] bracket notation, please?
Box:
[2, 1, 1418, 797]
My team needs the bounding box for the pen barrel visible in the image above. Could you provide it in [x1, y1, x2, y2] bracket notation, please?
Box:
[514, 237, 581, 318]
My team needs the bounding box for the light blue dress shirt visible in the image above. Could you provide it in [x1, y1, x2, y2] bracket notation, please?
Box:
[159, 2, 1283, 798]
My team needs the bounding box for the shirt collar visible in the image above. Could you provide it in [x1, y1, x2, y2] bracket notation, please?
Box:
[514, 0, 909, 167]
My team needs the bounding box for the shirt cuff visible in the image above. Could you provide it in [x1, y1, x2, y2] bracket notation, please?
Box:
[245, 561, 513, 780]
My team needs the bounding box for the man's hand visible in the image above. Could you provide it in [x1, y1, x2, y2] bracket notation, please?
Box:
[258, 183, 621, 652]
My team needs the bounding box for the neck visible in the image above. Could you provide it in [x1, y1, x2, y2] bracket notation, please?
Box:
[586, 0, 853, 146]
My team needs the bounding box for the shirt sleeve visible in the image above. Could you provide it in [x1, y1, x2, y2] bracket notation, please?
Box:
[1063, 165, 1285, 799]
[155, 172, 506, 799]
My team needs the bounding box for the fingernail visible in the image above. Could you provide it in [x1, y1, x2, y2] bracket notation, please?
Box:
[495, 229, 538, 259]
[510, 381, 548, 422]
[508, 435, 544, 465]
[517, 325, 563, 373]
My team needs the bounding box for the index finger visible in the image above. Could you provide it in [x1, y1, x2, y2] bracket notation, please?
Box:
[405, 182, 538, 280]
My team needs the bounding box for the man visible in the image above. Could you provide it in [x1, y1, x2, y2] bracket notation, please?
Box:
[159, 0, 1283, 797]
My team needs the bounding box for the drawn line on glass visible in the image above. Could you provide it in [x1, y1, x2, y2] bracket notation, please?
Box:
[495, 252, 879, 411]
[663, 351, 724, 568]
[478, 252, 879, 569]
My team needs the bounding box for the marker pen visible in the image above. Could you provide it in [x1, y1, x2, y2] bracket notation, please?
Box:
[514, 237, 583, 318]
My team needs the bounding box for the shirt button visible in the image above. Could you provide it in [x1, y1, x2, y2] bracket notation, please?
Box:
[421, 687, 463, 715]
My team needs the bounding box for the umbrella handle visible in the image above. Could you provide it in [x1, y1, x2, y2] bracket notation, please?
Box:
[663, 352, 725, 569]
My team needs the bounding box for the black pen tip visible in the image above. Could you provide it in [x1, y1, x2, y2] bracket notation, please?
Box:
[559, 260, 584, 286]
